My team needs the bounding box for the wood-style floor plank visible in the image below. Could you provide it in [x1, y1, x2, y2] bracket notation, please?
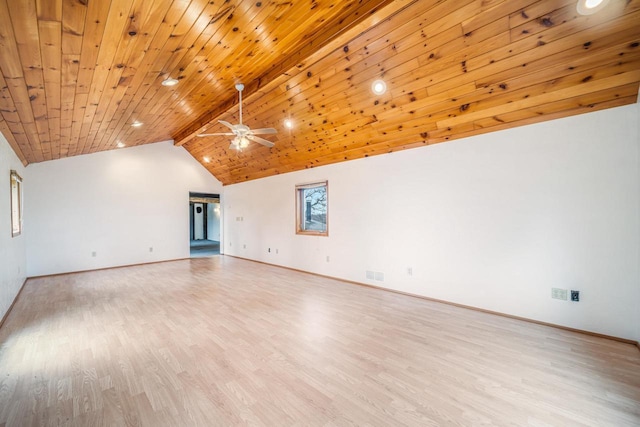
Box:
[0, 257, 638, 426]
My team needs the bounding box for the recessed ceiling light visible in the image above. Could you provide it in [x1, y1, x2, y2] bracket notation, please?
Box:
[131, 121, 143, 127]
[577, 0, 608, 15]
[203, 156, 210, 163]
[371, 79, 387, 95]
[117, 142, 126, 148]
[161, 77, 179, 87]
[284, 119, 293, 129]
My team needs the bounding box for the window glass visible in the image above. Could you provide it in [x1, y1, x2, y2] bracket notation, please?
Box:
[296, 181, 327, 236]
[10, 170, 22, 237]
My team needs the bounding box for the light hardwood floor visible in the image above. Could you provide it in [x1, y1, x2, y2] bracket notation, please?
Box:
[0, 257, 639, 426]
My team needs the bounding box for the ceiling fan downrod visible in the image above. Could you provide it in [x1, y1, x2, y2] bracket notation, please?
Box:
[236, 83, 244, 125]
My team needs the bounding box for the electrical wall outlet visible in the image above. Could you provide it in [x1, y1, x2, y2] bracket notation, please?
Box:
[374, 272, 384, 281]
[571, 290, 580, 302]
[149, 247, 153, 253]
[407, 267, 413, 276]
[91, 251, 97, 257]
[366, 271, 375, 280]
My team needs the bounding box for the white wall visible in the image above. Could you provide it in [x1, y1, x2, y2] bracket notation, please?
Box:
[637, 98, 640, 343]
[0, 133, 27, 321]
[224, 104, 640, 341]
[26, 141, 222, 276]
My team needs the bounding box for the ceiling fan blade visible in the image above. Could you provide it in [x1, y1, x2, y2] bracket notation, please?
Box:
[197, 132, 235, 137]
[247, 134, 275, 148]
[218, 120, 236, 130]
[249, 127, 278, 135]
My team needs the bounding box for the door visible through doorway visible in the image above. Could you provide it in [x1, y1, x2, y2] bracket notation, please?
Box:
[189, 192, 221, 257]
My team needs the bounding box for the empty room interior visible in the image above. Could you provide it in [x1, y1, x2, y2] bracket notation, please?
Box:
[1, 0, 640, 425]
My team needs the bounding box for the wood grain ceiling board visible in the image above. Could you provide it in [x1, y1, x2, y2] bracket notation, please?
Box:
[0, 0, 638, 186]
[0, 0, 394, 165]
[182, 0, 640, 185]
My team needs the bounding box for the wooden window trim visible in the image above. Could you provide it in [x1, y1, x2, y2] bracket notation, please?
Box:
[10, 170, 23, 237]
[295, 181, 328, 236]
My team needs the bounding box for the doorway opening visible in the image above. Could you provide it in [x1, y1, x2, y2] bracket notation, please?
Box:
[189, 192, 221, 257]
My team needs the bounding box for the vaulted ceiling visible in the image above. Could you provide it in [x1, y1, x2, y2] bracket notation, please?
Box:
[1, 0, 639, 185]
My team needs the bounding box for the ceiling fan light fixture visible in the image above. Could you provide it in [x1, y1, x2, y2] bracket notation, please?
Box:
[371, 79, 387, 95]
[577, 0, 608, 15]
[230, 136, 250, 151]
[284, 119, 293, 129]
[198, 83, 277, 149]
[161, 77, 179, 87]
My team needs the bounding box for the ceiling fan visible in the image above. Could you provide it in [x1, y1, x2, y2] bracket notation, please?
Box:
[197, 83, 277, 150]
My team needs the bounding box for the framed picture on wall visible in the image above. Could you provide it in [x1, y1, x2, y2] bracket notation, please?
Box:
[10, 170, 22, 237]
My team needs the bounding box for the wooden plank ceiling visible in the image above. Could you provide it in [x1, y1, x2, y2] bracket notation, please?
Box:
[1, 0, 639, 185]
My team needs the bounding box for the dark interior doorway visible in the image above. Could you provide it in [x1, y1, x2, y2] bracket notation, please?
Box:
[189, 192, 220, 257]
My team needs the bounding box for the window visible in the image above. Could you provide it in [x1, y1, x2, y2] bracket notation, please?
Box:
[10, 170, 22, 237]
[296, 181, 328, 236]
